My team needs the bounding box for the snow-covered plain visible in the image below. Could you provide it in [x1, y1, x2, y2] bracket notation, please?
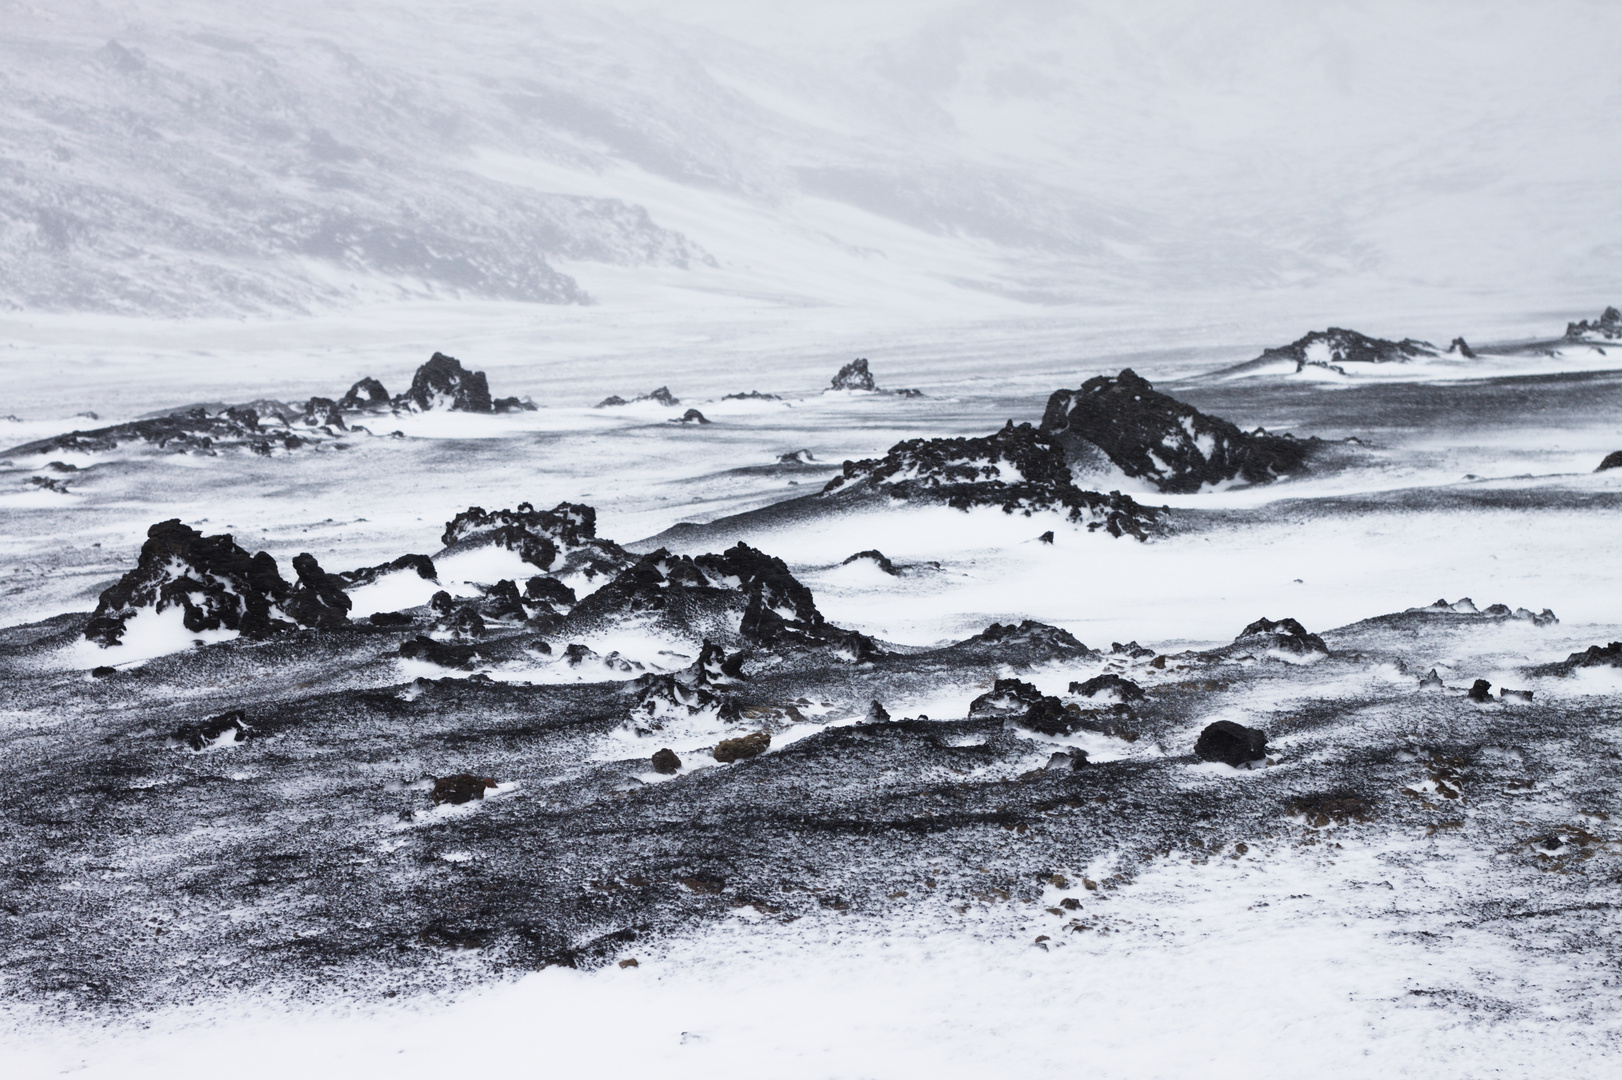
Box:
[5, 1, 1622, 1076]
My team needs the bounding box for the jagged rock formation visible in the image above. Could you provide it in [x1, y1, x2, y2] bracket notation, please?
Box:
[1040, 369, 1314, 493]
[400, 635, 478, 669]
[842, 550, 899, 575]
[1447, 337, 1477, 359]
[567, 544, 873, 658]
[439, 502, 632, 582]
[830, 358, 877, 391]
[1069, 673, 1145, 703]
[1533, 641, 1622, 676]
[1252, 328, 1438, 373]
[674, 409, 710, 425]
[1195, 720, 1268, 766]
[596, 387, 680, 408]
[1597, 452, 1622, 472]
[3, 353, 529, 459]
[1227, 617, 1329, 660]
[1411, 598, 1558, 626]
[337, 554, 439, 590]
[1565, 306, 1622, 341]
[723, 391, 780, 401]
[947, 620, 1093, 663]
[85, 520, 297, 645]
[822, 421, 1162, 539]
[284, 553, 353, 630]
[396, 352, 492, 413]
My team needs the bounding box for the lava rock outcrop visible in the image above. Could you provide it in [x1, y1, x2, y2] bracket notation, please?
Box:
[397, 352, 492, 413]
[823, 421, 1162, 539]
[85, 520, 296, 646]
[1227, 617, 1328, 660]
[1040, 369, 1314, 493]
[1194, 720, 1268, 766]
[439, 502, 632, 582]
[1565, 306, 1622, 342]
[1251, 328, 1438, 373]
[1597, 452, 1622, 472]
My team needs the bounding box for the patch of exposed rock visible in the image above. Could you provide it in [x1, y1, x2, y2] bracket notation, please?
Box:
[822, 421, 1162, 539]
[1040, 369, 1314, 493]
[1410, 598, 1558, 626]
[1533, 641, 1622, 676]
[439, 502, 632, 584]
[947, 621, 1093, 664]
[1252, 328, 1438, 373]
[827, 358, 922, 397]
[1224, 617, 1328, 661]
[597, 387, 679, 408]
[1597, 451, 1622, 472]
[1194, 720, 1268, 766]
[1565, 306, 1622, 342]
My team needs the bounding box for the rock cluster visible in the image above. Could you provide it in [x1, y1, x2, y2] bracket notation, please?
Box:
[4, 352, 531, 459]
[822, 421, 1162, 539]
[1040, 369, 1314, 493]
[84, 520, 351, 646]
[597, 387, 680, 408]
[1564, 306, 1622, 341]
[1251, 328, 1438, 373]
[439, 502, 632, 583]
[826, 359, 921, 397]
[1229, 617, 1328, 660]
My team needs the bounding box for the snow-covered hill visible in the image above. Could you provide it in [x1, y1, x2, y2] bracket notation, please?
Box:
[4, 0, 1622, 317]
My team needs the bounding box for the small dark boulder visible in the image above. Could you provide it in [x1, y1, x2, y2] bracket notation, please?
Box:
[1069, 673, 1145, 703]
[1194, 720, 1268, 766]
[174, 709, 250, 751]
[1038, 530, 1054, 544]
[431, 774, 497, 805]
[400, 635, 477, 669]
[1111, 640, 1155, 659]
[867, 699, 891, 723]
[524, 575, 577, 605]
[1597, 451, 1622, 472]
[674, 409, 710, 425]
[90, 665, 117, 678]
[1466, 679, 1493, 703]
[842, 549, 899, 575]
[713, 731, 770, 763]
[1447, 337, 1477, 359]
[651, 748, 682, 774]
[1232, 617, 1327, 658]
[368, 611, 415, 627]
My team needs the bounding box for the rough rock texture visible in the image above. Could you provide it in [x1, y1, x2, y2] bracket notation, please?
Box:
[712, 731, 770, 763]
[1411, 598, 1558, 627]
[1252, 328, 1438, 373]
[284, 553, 353, 630]
[1040, 369, 1314, 493]
[1447, 337, 1477, 359]
[5, 407, 285, 459]
[440, 502, 631, 581]
[337, 554, 439, 590]
[651, 748, 682, 774]
[85, 520, 294, 646]
[431, 775, 497, 806]
[338, 377, 391, 410]
[1597, 452, 1622, 472]
[1565, 306, 1622, 341]
[674, 409, 710, 425]
[397, 353, 493, 413]
[948, 621, 1092, 663]
[1230, 617, 1328, 659]
[400, 635, 478, 669]
[842, 550, 899, 575]
[597, 387, 679, 408]
[830, 359, 877, 391]
[1467, 679, 1494, 703]
[1535, 641, 1622, 675]
[1069, 673, 1145, 703]
[173, 710, 251, 751]
[1194, 720, 1268, 766]
[823, 421, 1162, 539]
[566, 544, 870, 657]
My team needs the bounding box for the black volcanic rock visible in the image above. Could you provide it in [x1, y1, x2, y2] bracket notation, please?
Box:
[431, 774, 496, 805]
[338, 377, 390, 410]
[823, 421, 1162, 539]
[968, 678, 1051, 718]
[1069, 673, 1145, 703]
[568, 544, 849, 654]
[842, 550, 899, 575]
[1040, 369, 1314, 493]
[337, 554, 438, 589]
[1597, 452, 1622, 472]
[440, 502, 631, 580]
[830, 358, 877, 391]
[85, 520, 294, 646]
[949, 620, 1092, 663]
[1467, 679, 1494, 703]
[400, 635, 477, 669]
[1447, 337, 1477, 359]
[674, 409, 710, 425]
[1565, 306, 1622, 341]
[283, 553, 352, 629]
[651, 748, 682, 774]
[1535, 641, 1622, 676]
[1230, 617, 1328, 659]
[724, 391, 780, 401]
[173, 710, 251, 751]
[5, 407, 276, 459]
[302, 397, 345, 430]
[1194, 720, 1268, 766]
[597, 387, 679, 408]
[397, 353, 493, 413]
[524, 576, 577, 606]
[1252, 328, 1437, 373]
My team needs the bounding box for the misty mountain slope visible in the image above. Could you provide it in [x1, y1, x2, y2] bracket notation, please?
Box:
[4, 0, 1622, 317]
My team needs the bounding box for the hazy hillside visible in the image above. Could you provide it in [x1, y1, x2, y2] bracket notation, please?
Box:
[2, 0, 1619, 316]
